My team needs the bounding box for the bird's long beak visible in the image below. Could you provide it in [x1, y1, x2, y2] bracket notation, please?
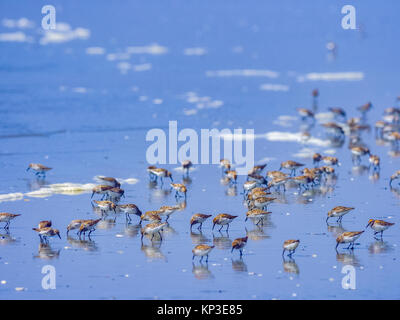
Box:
[26, 167, 30, 172]
[58, 233, 61, 239]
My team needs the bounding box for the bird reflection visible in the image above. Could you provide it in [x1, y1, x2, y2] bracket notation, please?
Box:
[225, 185, 237, 197]
[0, 231, 16, 245]
[282, 256, 300, 274]
[26, 178, 49, 191]
[124, 222, 141, 237]
[232, 258, 248, 273]
[368, 240, 392, 254]
[67, 236, 98, 251]
[351, 165, 369, 176]
[182, 176, 192, 186]
[34, 243, 60, 260]
[327, 222, 347, 238]
[336, 251, 361, 267]
[96, 218, 117, 230]
[245, 226, 271, 241]
[192, 262, 213, 280]
[141, 242, 166, 261]
[212, 232, 232, 250]
[190, 231, 210, 245]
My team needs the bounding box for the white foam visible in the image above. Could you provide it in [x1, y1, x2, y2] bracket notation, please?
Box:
[206, 69, 279, 78]
[40, 23, 90, 45]
[183, 47, 207, 56]
[0, 193, 24, 202]
[0, 32, 32, 42]
[85, 47, 105, 55]
[126, 44, 168, 55]
[2, 18, 34, 29]
[133, 63, 152, 72]
[260, 83, 289, 92]
[264, 131, 331, 147]
[292, 148, 316, 158]
[297, 72, 364, 82]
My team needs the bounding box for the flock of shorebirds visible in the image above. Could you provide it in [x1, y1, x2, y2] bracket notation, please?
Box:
[1, 91, 399, 263]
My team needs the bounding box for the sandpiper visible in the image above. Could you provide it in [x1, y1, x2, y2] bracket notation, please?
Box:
[141, 222, 168, 242]
[366, 219, 395, 238]
[170, 183, 187, 198]
[351, 146, 370, 164]
[267, 177, 289, 192]
[148, 167, 173, 184]
[326, 206, 355, 223]
[220, 159, 231, 174]
[245, 209, 271, 226]
[231, 236, 248, 257]
[0, 213, 20, 229]
[212, 214, 238, 232]
[322, 156, 339, 166]
[118, 204, 142, 222]
[267, 170, 288, 180]
[140, 210, 162, 224]
[357, 102, 372, 114]
[95, 176, 121, 188]
[248, 164, 267, 176]
[66, 219, 86, 235]
[329, 107, 346, 119]
[282, 239, 300, 257]
[190, 213, 212, 230]
[253, 196, 276, 210]
[313, 153, 322, 165]
[26, 163, 52, 177]
[33, 227, 61, 242]
[336, 231, 364, 250]
[389, 170, 400, 186]
[247, 174, 267, 185]
[321, 122, 344, 137]
[369, 155, 380, 171]
[38, 220, 52, 229]
[159, 205, 180, 221]
[107, 187, 125, 200]
[92, 200, 117, 214]
[291, 175, 312, 190]
[226, 170, 238, 184]
[243, 180, 258, 195]
[297, 108, 314, 121]
[91, 185, 112, 199]
[192, 244, 215, 262]
[181, 160, 193, 175]
[280, 160, 304, 176]
[78, 219, 102, 238]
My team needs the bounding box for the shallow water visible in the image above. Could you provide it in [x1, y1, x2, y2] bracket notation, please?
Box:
[1, 1, 400, 299]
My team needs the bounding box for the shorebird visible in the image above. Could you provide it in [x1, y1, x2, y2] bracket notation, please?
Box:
[245, 209, 271, 226]
[192, 244, 215, 262]
[159, 205, 180, 221]
[366, 219, 395, 238]
[91, 185, 112, 199]
[321, 122, 345, 137]
[190, 213, 212, 231]
[248, 164, 267, 176]
[66, 219, 86, 235]
[78, 219, 102, 238]
[282, 239, 300, 257]
[38, 220, 52, 229]
[95, 176, 121, 188]
[389, 170, 400, 186]
[280, 160, 304, 176]
[291, 175, 312, 190]
[322, 156, 339, 166]
[212, 214, 238, 232]
[220, 159, 231, 174]
[118, 204, 142, 222]
[107, 187, 125, 200]
[231, 236, 248, 257]
[297, 108, 314, 121]
[141, 222, 167, 242]
[253, 196, 276, 210]
[336, 231, 364, 250]
[140, 211, 162, 224]
[226, 170, 238, 184]
[350, 146, 370, 164]
[313, 153, 322, 165]
[267, 177, 289, 192]
[92, 200, 117, 215]
[33, 227, 61, 242]
[148, 167, 173, 184]
[357, 102, 372, 114]
[243, 180, 258, 195]
[0, 213, 20, 229]
[326, 206, 355, 223]
[26, 163, 52, 177]
[329, 107, 346, 119]
[170, 183, 187, 198]
[368, 155, 380, 172]
[181, 160, 193, 175]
